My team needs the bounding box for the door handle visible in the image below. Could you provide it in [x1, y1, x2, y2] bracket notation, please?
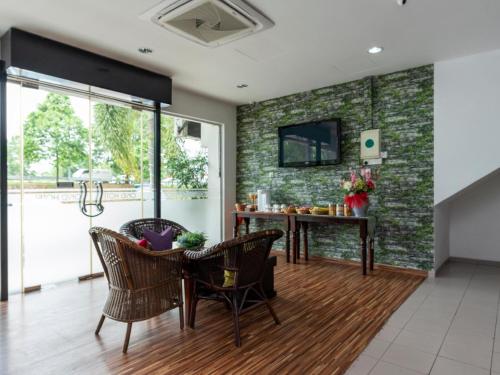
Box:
[79, 181, 104, 217]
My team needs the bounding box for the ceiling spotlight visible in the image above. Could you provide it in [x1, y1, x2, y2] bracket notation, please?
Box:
[236, 83, 248, 88]
[368, 46, 384, 54]
[138, 47, 153, 54]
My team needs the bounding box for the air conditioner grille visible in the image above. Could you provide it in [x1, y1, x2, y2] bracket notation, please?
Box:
[162, 1, 252, 43]
[142, 0, 274, 47]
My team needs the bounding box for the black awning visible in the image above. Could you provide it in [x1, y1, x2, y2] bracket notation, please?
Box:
[1, 28, 172, 105]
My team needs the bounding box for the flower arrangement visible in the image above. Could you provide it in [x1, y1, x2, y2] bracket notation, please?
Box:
[340, 168, 375, 209]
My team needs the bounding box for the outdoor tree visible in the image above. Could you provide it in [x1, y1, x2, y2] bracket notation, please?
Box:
[164, 152, 208, 189]
[7, 135, 21, 177]
[23, 93, 88, 183]
[161, 116, 208, 189]
[93, 104, 144, 183]
[19, 93, 208, 189]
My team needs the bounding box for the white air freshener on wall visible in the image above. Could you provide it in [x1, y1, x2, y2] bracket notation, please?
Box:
[360, 129, 381, 159]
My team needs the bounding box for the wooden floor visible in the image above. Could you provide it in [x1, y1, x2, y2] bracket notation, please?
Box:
[0, 254, 424, 375]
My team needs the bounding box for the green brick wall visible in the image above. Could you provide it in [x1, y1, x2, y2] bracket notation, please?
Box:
[236, 65, 434, 270]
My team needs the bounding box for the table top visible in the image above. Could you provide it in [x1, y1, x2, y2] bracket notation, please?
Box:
[233, 210, 369, 221]
[233, 211, 288, 218]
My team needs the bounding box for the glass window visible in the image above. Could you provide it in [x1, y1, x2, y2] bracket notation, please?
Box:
[160, 114, 222, 246]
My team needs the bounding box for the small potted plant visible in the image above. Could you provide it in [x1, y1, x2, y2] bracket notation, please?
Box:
[340, 168, 375, 217]
[177, 232, 207, 250]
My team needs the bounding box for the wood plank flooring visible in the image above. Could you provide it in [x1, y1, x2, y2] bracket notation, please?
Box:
[0, 253, 424, 375]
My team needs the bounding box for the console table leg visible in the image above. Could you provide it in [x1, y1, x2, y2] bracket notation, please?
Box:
[244, 218, 250, 235]
[232, 212, 239, 238]
[290, 216, 297, 264]
[303, 222, 309, 261]
[297, 226, 301, 260]
[292, 232, 297, 264]
[369, 238, 375, 271]
[285, 229, 290, 263]
[361, 238, 367, 275]
[360, 221, 368, 275]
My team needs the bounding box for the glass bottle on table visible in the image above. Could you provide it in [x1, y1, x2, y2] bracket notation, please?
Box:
[328, 204, 335, 216]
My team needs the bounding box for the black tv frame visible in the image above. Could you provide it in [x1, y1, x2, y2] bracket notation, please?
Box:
[278, 119, 341, 168]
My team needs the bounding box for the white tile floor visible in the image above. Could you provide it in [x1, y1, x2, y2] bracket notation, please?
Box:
[346, 261, 500, 375]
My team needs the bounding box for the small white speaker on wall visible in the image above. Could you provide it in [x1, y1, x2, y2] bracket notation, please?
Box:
[360, 129, 381, 160]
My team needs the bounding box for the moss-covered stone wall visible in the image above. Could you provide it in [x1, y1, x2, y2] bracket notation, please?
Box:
[236, 65, 434, 270]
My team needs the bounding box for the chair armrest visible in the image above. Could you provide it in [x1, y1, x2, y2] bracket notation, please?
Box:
[218, 265, 239, 271]
[184, 246, 226, 260]
[127, 242, 186, 258]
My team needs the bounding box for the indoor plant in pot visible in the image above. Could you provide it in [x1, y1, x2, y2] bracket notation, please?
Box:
[341, 168, 375, 217]
[177, 232, 207, 250]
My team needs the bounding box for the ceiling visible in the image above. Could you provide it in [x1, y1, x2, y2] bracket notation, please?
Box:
[1, 0, 500, 105]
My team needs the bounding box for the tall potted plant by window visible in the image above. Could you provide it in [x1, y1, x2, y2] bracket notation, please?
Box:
[341, 168, 375, 217]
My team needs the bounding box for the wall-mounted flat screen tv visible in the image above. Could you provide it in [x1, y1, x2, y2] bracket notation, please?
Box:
[278, 119, 341, 167]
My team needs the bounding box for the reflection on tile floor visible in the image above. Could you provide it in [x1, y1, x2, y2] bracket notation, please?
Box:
[346, 261, 500, 375]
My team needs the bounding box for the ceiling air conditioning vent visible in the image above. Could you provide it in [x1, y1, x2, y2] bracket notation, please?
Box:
[141, 0, 274, 47]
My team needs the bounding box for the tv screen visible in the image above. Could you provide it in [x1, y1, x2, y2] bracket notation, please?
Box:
[278, 119, 341, 167]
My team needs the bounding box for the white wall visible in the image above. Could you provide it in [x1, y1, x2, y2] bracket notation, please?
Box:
[434, 49, 500, 265]
[167, 87, 236, 240]
[434, 202, 450, 272]
[435, 49, 500, 205]
[448, 171, 500, 262]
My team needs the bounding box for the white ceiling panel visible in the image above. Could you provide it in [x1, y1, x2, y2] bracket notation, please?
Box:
[0, 0, 499, 104]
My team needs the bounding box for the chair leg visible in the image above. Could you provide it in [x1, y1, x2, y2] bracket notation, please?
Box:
[179, 304, 184, 330]
[122, 323, 132, 353]
[189, 295, 198, 329]
[232, 293, 241, 347]
[259, 284, 280, 325]
[95, 314, 105, 335]
[178, 280, 184, 330]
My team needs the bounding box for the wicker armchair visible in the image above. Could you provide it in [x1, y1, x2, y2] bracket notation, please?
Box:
[89, 227, 185, 353]
[184, 229, 283, 347]
[120, 218, 188, 244]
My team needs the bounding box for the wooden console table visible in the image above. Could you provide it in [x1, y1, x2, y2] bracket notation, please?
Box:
[292, 214, 374, 275]
[232, 211, 292, 262]
[232, 211, 374, 275]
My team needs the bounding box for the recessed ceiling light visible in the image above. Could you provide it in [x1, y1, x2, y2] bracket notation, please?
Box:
[368, 46, 384, 54]
[138, 47, 153, 54]
[236, 83, 248, 88]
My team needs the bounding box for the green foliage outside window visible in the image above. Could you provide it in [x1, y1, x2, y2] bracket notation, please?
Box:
[10, 92, 209, 189]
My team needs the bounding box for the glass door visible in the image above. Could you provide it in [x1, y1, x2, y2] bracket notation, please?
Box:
[6, 81, 23, 293]
[89, 99, 155, 271]
[9, 83, 92, 291]
[6, 81, 156, 292]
